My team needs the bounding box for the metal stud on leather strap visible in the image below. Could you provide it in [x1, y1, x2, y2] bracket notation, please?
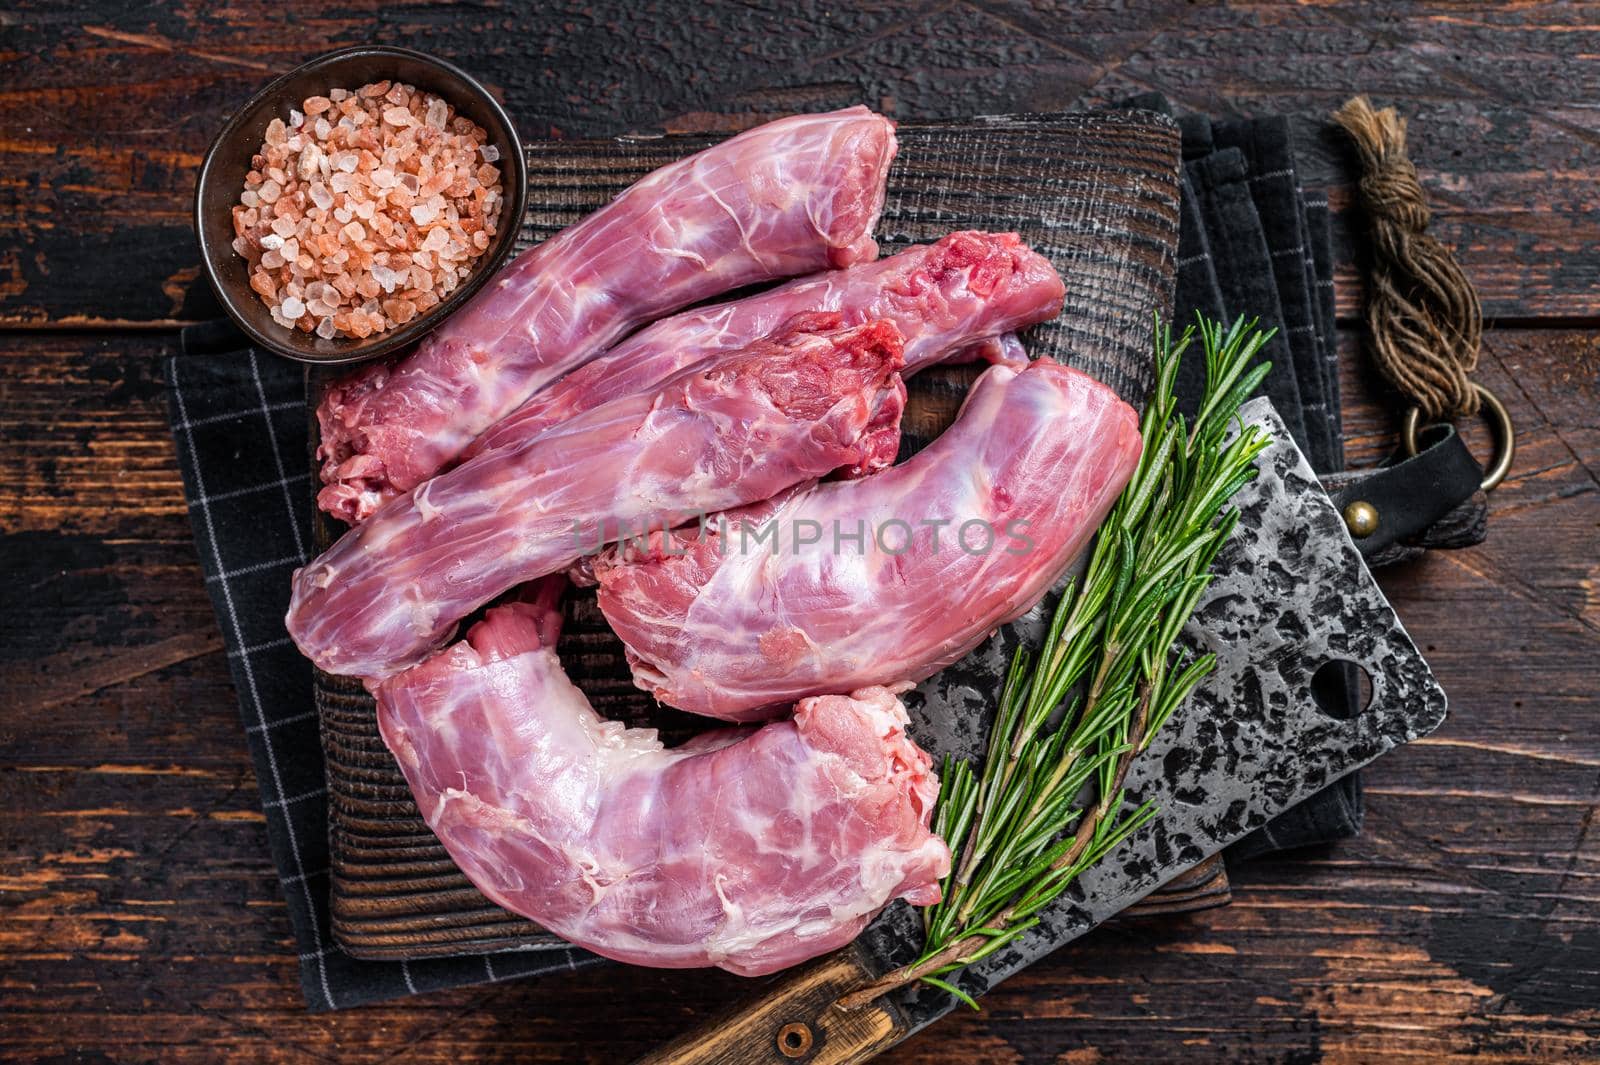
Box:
[1401, 382, 1515, 492]
[1342, 500, 1380, 538]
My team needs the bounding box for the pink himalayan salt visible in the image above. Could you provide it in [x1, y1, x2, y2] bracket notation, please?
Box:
[229, 79, 504, 340]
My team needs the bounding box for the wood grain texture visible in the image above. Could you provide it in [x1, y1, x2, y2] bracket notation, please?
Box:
[2, 2, 1599, 1062]
[4, 323, 1596, 1062]
[316, 112, 1184, 960]
[636, 945, 906, 1065]
[3, 2, 1599, 325]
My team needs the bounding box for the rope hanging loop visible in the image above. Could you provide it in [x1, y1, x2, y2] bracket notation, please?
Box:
[1334, 96, 1484, 422]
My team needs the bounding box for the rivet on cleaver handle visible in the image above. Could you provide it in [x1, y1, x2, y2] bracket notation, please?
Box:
[635, 943, 905, 1065]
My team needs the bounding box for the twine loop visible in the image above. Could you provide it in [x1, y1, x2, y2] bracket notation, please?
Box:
[1334, 96, 1482, 421]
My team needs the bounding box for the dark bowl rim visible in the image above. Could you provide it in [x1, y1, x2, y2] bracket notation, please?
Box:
[193, 44, 528, 366]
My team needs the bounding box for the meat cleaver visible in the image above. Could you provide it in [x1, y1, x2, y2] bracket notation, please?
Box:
[637, 396, 1449, 1064]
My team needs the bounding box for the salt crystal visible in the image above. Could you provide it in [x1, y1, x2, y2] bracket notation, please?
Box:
[280, 295, 305, 319]
[310, 183, 334, 210]
[240, 190, 259, 208]
[281, 238, 300, 261]
[422, 228, 448, 252]
[354, 200, 376, 220]
[297, 144, 322, 181]
[315, 117, 332, 140]
[329, 172, 354, 194]
[410, 203, 437, 226]
[426, 98, 448, 129]
[261, 249, 284, 269]
[264, 118, 286, 146]
[342, 221, 367, 242]
[371, 167, 396, 189]
[289, 108, 304, 128]
[316, 317, 337, 339]
[337, 152, 359, 173]
[383, 106, 413, 127]
[333, 205, 354, 224]
[258, 179, 282, 204]
[480, 143, 500, 163]
[397, 172, 420, 196]
[330, 88, 349, 101]
[270, 216, 296, 238]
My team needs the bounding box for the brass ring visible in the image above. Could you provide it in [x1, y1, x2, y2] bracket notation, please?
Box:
[1401, 382, 1515, 492]
[776, 1022, 814, 1058]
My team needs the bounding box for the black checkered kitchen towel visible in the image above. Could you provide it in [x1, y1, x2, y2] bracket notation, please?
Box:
[165, 329, 599, 1011]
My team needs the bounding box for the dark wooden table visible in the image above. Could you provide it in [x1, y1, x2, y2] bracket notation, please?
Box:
[3, 3, 1597, 1062]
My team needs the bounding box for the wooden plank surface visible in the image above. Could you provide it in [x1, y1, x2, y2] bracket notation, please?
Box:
[4, 326, 1596, 1061]
[3, 2, 1599, 325]
[2, 1, 1599, 1062]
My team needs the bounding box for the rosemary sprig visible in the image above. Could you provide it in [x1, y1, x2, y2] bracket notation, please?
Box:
[838, 315, 1274, 1011]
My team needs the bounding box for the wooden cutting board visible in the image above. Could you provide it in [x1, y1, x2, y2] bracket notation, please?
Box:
[311, 109, 1182, 960]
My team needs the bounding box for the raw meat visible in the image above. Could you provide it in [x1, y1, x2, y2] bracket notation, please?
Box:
[374, 584, 949, 976]
[594, 359, 1143, 721]
[287, 313, 907, 680]
[316, 106, 898, 523]
[464, 231, 1064, 460]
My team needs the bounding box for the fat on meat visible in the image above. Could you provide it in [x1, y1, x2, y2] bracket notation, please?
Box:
[593, 358, 1143, 721]
[464, 231, 1064, 461]
[374, 582, 950, 976]
[287, 313, 907, 680]
[316, 107, 897, 523]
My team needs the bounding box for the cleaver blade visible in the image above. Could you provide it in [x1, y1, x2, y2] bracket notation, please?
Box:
[638, 397, 1449, 1065]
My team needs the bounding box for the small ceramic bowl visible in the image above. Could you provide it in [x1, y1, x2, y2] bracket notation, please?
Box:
[194, 45, 526, 365]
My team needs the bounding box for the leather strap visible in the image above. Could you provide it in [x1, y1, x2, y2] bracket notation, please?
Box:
[1322, 424, 1486, 563]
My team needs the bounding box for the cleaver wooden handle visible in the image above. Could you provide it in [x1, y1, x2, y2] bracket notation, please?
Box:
[634, 944, 906, 1065]
[635, 857, 1232, 1064]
